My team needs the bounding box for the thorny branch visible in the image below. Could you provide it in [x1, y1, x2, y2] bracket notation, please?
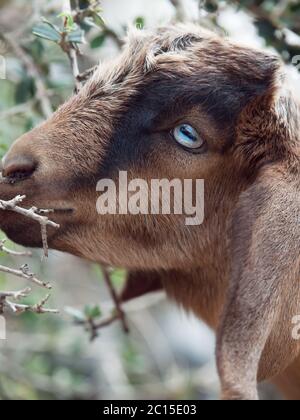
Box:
[100, 265, 129, 334]
[71, 265, 130, 341]
[61, 0, 84, 93]
[76, 65, 97, 84]
[0, 195, 59, 258]
[0, 196, 59, 315]
[0, 289, 58, 315]
[0, 263, 51, 290]
[71, 0, 123, 48]
[76, 311, 121, 342]
[61, 0, 123, 92]
[0, 239, 32, 257]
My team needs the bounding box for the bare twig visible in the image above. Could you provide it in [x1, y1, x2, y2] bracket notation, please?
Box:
[0, 287, 30, 314]
[0, 194, 59, 313]
[71, 310, 123, 341]
[100, 265, 129, 334]
[0, 195, 59, 257]
[0, 291, 59, 315]
[68, 266, 129, 340]
[101, 27, 123, 49]
[77, 65, 97, 83]
[0, 239, 32, 257]
[61, 0, 82, 93]
[0, 240, 58, 315]
[0, 287, 31, 300]
[67, 47, 82, 93]
[0, 234, 58, 315]
[93, 313, 120, 330]
[66, 2, 123, 91]
[87, 313, 120, 341]
[0, 263, 51, 289]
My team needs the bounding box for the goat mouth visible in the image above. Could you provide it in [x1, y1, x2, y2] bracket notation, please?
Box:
[52, 208, 75, 215]
[34, 208, 75, 217]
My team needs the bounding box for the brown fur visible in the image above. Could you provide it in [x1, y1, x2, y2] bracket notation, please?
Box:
[0, 24, 299, 400]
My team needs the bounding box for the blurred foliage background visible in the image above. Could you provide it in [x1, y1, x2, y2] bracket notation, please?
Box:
[0, 0, 299, 400]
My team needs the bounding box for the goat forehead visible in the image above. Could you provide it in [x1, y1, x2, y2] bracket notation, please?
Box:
[82, 23, 281, 103]
[70, 24, 279, 138]
[85, 25, 215, 91]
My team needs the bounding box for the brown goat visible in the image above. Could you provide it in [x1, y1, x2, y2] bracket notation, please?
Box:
[0, 24, 300, 400]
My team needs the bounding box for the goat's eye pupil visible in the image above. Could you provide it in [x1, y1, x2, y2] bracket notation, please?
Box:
[180, 125, 197, 141]
[173, 124, 203, 150]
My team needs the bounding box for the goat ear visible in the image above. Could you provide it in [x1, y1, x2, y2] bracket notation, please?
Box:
[228, 47, 283, 111]
[217, 165, 300, 399]
[238, 49, 282, 106]
[233, 56, 285, 171]
[120, 270, 163, 303]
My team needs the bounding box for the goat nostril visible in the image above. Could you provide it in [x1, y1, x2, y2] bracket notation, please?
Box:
[2, 156, 37, 180]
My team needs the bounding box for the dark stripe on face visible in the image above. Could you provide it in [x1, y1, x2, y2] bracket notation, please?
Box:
[97, 68, 265, 177]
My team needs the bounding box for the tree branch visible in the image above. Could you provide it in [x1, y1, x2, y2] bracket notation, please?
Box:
[77, 65, 97, 84]
[100, 265, 129, 334]
[0, 290, 59, 315]
[0, 195, 59, 314]
[0, 263, 52, 289]
[61, 0, 82, 93]
[0, 239, 32, 257]
[0, 195, 59, 257]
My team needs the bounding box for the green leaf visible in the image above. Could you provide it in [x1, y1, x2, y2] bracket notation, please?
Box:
[32, 22, 61, 43]
[91, 12, 105, 28]
[84, 305, 102, 320]
[110, 268, 127, 287]
[41, 17, 62, 33]
[135, 16, 145, 30]
[90, 33, 106, 49]
[58, 12, 75, 31]
[67, 27, 86, 44]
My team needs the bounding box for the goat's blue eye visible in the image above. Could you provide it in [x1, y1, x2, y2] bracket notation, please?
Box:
[173, 124, 203, 150]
